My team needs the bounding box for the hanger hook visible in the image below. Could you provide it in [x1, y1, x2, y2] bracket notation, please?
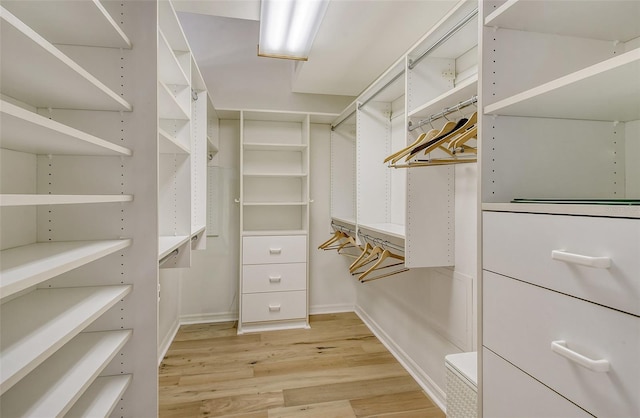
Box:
[442, 108, 450, 121]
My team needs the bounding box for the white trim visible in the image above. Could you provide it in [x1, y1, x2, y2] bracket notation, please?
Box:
[179, 312, 238, 325]
[354, 305, 446, 412]
[309, 303, 354, 315]
[157, 318, 180, 367]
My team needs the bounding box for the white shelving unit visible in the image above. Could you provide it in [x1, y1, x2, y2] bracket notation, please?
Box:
[66, 374, 132, 417]
[479, 1, 640, 416]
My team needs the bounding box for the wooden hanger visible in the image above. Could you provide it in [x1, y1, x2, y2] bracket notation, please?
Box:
[337, 234, 358, 253]
[350, 245, 383, 273]
[356, 249, 405, 282]
[384, 132, 425, 163]
[449, 126, 478, 151]
[349, 242, 372, 271]
[385, 129, 438, 164]
[360, 266, 410, 283]
[405, 120, 458, 161]
[420, 112, 477, 156]
[318, 230, 347, 249]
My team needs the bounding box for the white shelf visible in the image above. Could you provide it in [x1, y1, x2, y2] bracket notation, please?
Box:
[158, 235, 190, 259]
[158, 29, 190, 86]
[243, 202, 308, 206]
[243, 143, 308, 151]
[191, 225, 206, 238]
[409, 74, 478, 119]
[0, 285, 132, 395]
[159, 128, 190, 154]
[158, 0, 190, 52]
[485, 48, 640, 122]
[331, 216, 356, 226]
[207, 136, 219, 153]
[66, 374, 132, 418]
[482, 203, 640, 219]
[158, 81, 190, 120]
[0, 239, 132, 299]
[0, 194, 133, 207]
[2, 0, 131, 48]
[0, 100, 132, 156]
[243, 172, 308, 178]
[358, 222, 406, 240]
[242, 230, 308, 237]
[0, 6, 132, 111]
[1, 330, 131, 417]
[485, 0, 640, 43]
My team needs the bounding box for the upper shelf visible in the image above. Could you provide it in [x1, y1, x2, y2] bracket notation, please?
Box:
[159, 128, 190, 154]
[484, 48, 640, 122]
[158, 81, 190, 120]
[0, 194, 133, 207]
[2, 0, 131, 48]
[0, 100, 132, 156]
[158, 29, 189, 87]
[0, 6, 132, 111]
[158, 235, 190, 259]
[243, 143, 308, 151]
[65, 374, 132, 418]
[0, 239, 132, 300]
[409, 74, 478, 119]
[485, 0, 640, 43]
[358, 222, 406, 240]
[158, 0, 190, 52]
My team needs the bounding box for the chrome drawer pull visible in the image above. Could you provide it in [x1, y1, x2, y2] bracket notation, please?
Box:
[268, 304, 281, 312]
[268, 276, 282, 283]
[551, 340, 610, 372]
[269, 248, 282, 255]
[551, 250, 611, 269]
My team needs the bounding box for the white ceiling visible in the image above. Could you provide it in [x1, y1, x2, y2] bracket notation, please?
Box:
[174, 0, 458, 101]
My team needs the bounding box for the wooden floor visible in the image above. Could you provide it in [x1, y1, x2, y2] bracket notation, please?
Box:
[159, 312, 445, 418]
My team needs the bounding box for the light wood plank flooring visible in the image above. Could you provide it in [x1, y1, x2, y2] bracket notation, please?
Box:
[159, 312, 445, 418]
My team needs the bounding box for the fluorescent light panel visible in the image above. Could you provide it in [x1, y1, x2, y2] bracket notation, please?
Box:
[259, 0, 329, 60]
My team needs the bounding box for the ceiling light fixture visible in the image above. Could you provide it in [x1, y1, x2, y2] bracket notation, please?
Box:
[258, 0, 329, 61]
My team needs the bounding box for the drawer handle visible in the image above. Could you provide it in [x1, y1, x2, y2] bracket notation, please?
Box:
[269, 248, 282, 255]
[551, 250, 611, 269]
[268, 304, 281, 312]
[268, 275, 282, 283]
[551, 340, 610, 372]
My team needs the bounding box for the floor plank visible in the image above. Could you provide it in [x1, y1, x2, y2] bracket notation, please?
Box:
[159, 313, 444, 417]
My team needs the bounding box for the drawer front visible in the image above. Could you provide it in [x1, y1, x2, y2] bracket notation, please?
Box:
[483, 211, 640, 315]
[243, 235, 307, 265]
[242, 263, 306, 294]
[483, 271, 640, 417]
[483, 348, 591, 418]
[242, 291, 306, 323]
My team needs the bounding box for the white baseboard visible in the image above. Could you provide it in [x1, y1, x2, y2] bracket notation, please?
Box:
[179, 312, 238, 325]
[355, 305, 446, 412]
[309, 303, 354, 315]
[157, 318, 180, 367]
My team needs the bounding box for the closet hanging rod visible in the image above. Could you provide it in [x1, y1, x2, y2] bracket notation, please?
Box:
[332, 222, 356, 237]
[408, 7, 478, 70]
[159, 249, 179, 265]
[358, 232, 405, 253]
[331, 109, 356, 131]
[357, 70, 405, 111]
[408, 95, 477, 132]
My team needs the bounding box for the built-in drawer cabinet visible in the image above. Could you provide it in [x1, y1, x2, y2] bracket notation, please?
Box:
[483, 271, 640, 418]
[483, 211, 640, 316]
[241, 290, 307, 323]
[242, 235, 307, 265]
[483, 348, 591, 418]
[242, 263, 306, 293]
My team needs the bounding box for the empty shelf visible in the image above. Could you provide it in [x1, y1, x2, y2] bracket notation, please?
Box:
[0, 6, 131, 111]
[0, 100, 132, 156]
[2, 0, 131, 48]
[0, 239, 132, 299]
[158, 81, 190, 120]
[65, 374, 132, 418]
[158, 29, 189, 86]
[158, 235, 190, 259]
[243, 202, 308, 206]
[485, 48, 640, 122]
[159, 128, 190, 154]
[243, 143, 308, 151]
[485, 0, 640, 43]
[242, 230, 308, 237]
[1, 330, 131, 417]
[409, 74, 478, 119]
[358, 223, 406, 240]
[0, 285, 132, 395]
[482, 202, 640, 219]
[243, 172, 308, 178]
[0, 194, 133, 207]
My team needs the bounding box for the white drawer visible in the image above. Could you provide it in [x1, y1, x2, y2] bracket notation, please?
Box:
[483, 271, 640, 418]
[483, 348, 591, 418]
[241, 290, 306, 323]
[483, 211, 640, 315]
[243, 235, 307, 265]
[242, 263, 306, 294]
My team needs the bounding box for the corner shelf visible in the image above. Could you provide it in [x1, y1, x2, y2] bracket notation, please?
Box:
[0, 239, 132, 299]
[0, 330, 131, 417]
[0, 194, 133, 207]
[0, 100, 132, 156]
[0, 285, 132, 395]
[409, 74, 478, 119]
[159, 128, 190, 154]
[65, 374, 132, 418]
[158, 29, 189, 86]
[158, 235, 190, 260]
[158, 81, 190, 120]
[0, 6, 132, 111]
[2, 0, 131, 48]
[484, 48, 640, 121]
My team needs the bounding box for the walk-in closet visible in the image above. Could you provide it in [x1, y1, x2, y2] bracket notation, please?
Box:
[0, 0, 638, 417]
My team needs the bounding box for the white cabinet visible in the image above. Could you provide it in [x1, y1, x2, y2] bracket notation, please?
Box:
[479, 1, 640, 416]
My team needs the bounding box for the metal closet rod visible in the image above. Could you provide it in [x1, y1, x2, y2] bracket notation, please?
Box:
[358, 232, 405, 253]
[159, 248, 179, 265]
[408, 7, 478, 70]
[358, 70, 405, 111]
[332, 222, 356, 236]
[408, 95, 477, 132]
[331, 109, 356, 131]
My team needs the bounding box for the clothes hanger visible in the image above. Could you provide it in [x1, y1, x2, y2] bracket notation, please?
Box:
[349, 242, 372, 271]
[360, 266, 410, 283]
[337, 234, 358, 253]
[420, 112, 477, 156]
[405, 119, 459, 161]
[318, 230, 347, 249]
[350, 245, 383, 273]
[356, 249, 405, 282]
[384, 132, 426, 163]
